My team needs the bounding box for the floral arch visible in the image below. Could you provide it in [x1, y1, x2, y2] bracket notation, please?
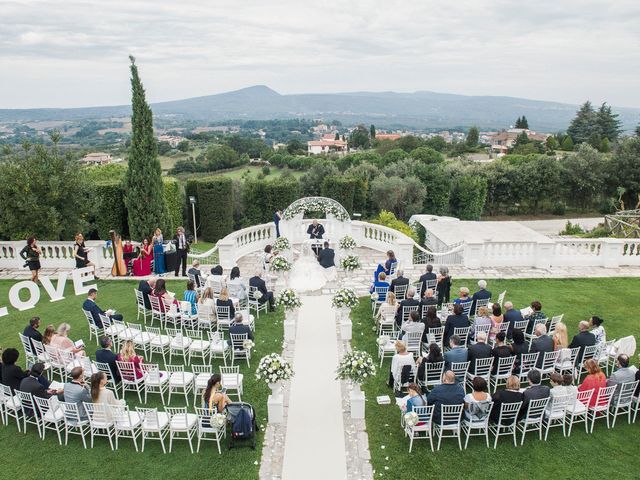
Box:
[282, 197, 350, 222]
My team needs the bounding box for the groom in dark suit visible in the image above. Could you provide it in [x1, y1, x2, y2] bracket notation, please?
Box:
[317, 241, 335, 269]
[307, 219, 325, 255]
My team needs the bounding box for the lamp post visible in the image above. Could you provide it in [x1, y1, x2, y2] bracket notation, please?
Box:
[189, 196, 197, 244]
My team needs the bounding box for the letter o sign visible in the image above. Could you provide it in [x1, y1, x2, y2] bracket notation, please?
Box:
[9, 281, 41, 311]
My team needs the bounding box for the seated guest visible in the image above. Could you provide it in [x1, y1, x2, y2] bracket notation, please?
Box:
[216, 287, 236, 319]
[470, 280, 492, 314]
[188, 260, 206, 288]
[490, 375, 524, 424]
[83, 288, 123, 328]
[416, 343, 443, 382]
[19, 363, 61, 413]
[607, 354, 635, 403]
[263, 245, 275, 269]
[418, 264, 437, 298]
[491, 332, 512, 374]
[590, 316, 606, 345]
[50, 323, 85, 356]
[202, 374, 232, 413]
[420, 289, 438, 309]
[370, 272, 390, 302]
[199, 287, 216, 308]
[96, 337, 121, 382]
[183, 280, 200, 315]
[151, 279, 179, 312]
[401, 311, 425, 341]
[464, 377, 492, 422]
[373, 249, 398, 282]
[470, 306, 491, 341]
[116, 340, 144, 380]
[503, 301, 523, 340]
[468, 332, 492, 374]
[443, 304, 469, 346]
[403, 383, 427, 413]
[552, 322, 569, 350]
[578, 359, 607, 408]
[229, 313, 254, 348]
[545, 373, 579, 417]
[395, 287, 419, 326]
[390, 269, 409, 295]
[90, 372, 122, 411]
[249, 270, 275, 311]
[1, 348, 27, 392]
[524, 300, 545, 334]
[421, 306, 441, 344]
[530, 323, 553, 368]
[376, 291, 398, 324]
[489, 303, 504, 342]
[137, 276, 156, 309]
[389, 341, 414, 389]
[317, 241, 335, 269]
[453, 287, 472, 310]
[436, 266, 452, 305]
[510, 329, 529, 370]
[444, 335, 468, 371]
[132, 238, 153, 276]
[427, 370, 465, 424]
[207, 265, 226, 288]
[227, 266, 248, 301]
[23, 316, 43, 348]
[522, 369, 551, 414]
[569, 321, 597, 365]
[64, 367, 92, 420]
[42, 324, 56, 345]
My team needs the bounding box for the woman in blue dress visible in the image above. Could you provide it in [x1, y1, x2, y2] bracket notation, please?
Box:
[152, 228, 166, 274]
[373, 250, 398, 282]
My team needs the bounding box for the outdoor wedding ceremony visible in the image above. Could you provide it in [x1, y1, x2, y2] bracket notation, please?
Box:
[1, 1, 640, 480]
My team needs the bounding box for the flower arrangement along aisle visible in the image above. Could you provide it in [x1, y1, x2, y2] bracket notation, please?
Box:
[336, 349, 376, 385]
[275, 288, 302, 311]
[273, 236, 291, 252]
[270, 255, 292, 272]
[256, 353, 295, 388]
[332, 288, 360, 309]
[338, 235, 357, 250]
[340, 254, 360, 271]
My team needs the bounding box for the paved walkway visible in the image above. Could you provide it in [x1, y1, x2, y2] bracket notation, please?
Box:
[282, 295, 348, 480]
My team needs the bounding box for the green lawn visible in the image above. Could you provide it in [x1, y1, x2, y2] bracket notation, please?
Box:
[0, 279, 283, 479]
[351, 277, 640, 480]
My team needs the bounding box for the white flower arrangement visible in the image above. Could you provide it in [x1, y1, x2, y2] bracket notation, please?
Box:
[255, 353, 295, 384]
[404, 411, 419, 427]
[340, 254, 361, 271]
[282, 197, 350, 221]
[339, 235, 357, 250]
[376, 336, 390, 347]
[335, 349, 376, 384]
[275, 288, 302, 311]
[273, 236, 291, 251]
[332, 288, 360, 309]
[270, 255, 292, 272]
[243, 339, 255, 350]
[211, 413, 227, 428]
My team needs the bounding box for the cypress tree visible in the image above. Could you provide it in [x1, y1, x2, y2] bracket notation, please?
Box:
[370, 124, 376, 138]
[124, 55, 166, 239]
[515, 116, 522, 128]
[567, 101, 598, 145]
[465, 126, 479, 147]
[521, 115, 529, 129]
[596, 103, 622, 142]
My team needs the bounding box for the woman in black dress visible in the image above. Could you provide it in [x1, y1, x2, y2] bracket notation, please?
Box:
[436, 266, 452, 306]
[20, 236, 42, 283]
[74, 233, 99, 279]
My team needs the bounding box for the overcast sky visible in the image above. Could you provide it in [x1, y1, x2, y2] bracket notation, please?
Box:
[1, 0, 639, 109]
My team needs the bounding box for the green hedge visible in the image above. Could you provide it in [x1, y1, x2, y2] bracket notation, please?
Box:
[195, 177, 234, 242]
[93, 182, 127, 239]
[162, 177, 184, 234]
[321, 176, 361, 214]
[243, 178, 300, 225]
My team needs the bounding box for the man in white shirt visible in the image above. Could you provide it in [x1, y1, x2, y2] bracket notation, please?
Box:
[172, 226, 190, 277]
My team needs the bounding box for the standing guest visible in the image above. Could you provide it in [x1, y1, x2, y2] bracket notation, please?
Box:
[1, 348, 27, 392]
[64, 367, 92, 420]
[249, 270, 275, 311]
[530, 323, 554, 368]
[307, 219, 325, 256]
[524, 301, 545, 334]
[436, 266, 452, 306]
[137, 276, 157, 310]
[370, 272, 390, 302]
[395, 287, 419, 327]
[491, 332, 512, 374]
[607, 354, 635, 402]
[590, 316, 606, 345]
[578, 359, 607, 408]
[503, 301, 524, 340]
[83, 288, 123, 328]
[374, 250, 397, 283]
[490, 375, 524, 424]
[274, 210, 283, 238]
[552, 322, 569, 350]
[427, 370, 465, 424]
[188, 260, 206, 288]
[96, 337, 121, 382]
[389, 340, 414, 389]
[569, 321, 597, 365]
[402, 383, 427, 413]
[390, 269, 410, 295]
[117, 340, 144, 380]
[468, 332, 492, 374]
[172, 226, 190, 277]
[470, 280, 492, 314]
[443, 303, 469, 347]
[202, 374, 232, 413]
[444, 335, 468, 371]
[183, 280, 200, 315]
[489, 303, 504, 342]
[42, 324, 56, 345]
[470, 306, 492, 341]
[151, 228, 166, 275]
[50, 323, 85, 356]
[73, 233, 99, 278]
[20, 236, 42, 283]
[418, 264, 437, 298]
[132, 238, 153, 276]
[216, 287, 236, 319]
[229, 313, 254, 347]
[23, 316, 43, 347]
[227, 266, 248, 302]
[464, 377, 492, 422]
[401, 311, 425, 342]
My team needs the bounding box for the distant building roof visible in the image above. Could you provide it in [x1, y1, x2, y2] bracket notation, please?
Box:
[376, 134, 401, 141]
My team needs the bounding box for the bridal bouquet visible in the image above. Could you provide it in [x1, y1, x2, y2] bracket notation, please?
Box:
[273, 236, 291, 251]
[211, 413, 227, 428]
[339, 235, 357, 250]
[255, 353, 295, 383]
[340, 254, 360, 271]
[243, 339, 255, 350]
[336, 349, 376, 383]
[270, 256, 292, 272]
[404, 411, 419, 427]
[275, 288, 302, 310]
[332, 288, 360, 309]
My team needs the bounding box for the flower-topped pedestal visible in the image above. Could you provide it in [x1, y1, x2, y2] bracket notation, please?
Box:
[276, 288, 302, 342]
[332, 288, 359, 341]
[270, 255, 292, 288]
[336, 349, 376, 419]
[257, 353, 295, 424]
[273, 236, 292, 262]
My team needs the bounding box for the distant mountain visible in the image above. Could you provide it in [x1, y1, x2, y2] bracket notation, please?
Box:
[1, 85, 639, 132]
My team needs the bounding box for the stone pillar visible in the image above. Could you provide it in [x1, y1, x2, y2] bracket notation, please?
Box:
[267, 394, 284, 424]
[535, 240, 555, 269]
[350, 385, 365, 419]
[463, 241, 484, 269]
[600, 238, 621, 268]
[216, 238, 236, 269]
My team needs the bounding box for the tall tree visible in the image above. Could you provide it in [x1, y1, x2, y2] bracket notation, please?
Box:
[515, 116, 529, 129]
[596, 102, 622, 142]
[515, 116, 522, 128]
[636, 124, 640, 137]
[370, 124, 376, 139]
[567, 101, 599, 145]
[124, 55, 166, 239]
[466, 126, 479, 148]
[349, 125, 370, 150]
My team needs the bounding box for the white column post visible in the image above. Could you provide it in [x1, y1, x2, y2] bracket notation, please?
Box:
[535, 240, 554, 269]
[600, 238, 621, 268]
[463, 241, 484, 269]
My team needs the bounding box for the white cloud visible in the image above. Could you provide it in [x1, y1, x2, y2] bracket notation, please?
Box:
[0, 0, 639, 108]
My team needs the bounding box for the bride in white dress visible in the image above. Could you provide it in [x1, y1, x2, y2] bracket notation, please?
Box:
[288, 241, 336, 292]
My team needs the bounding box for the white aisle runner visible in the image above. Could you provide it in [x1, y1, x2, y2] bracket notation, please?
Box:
[282, 295, 348, 480]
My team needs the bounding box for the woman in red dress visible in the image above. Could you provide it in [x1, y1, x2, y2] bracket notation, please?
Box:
[578, 358, 607, 408]
[133, 238, 153, 276]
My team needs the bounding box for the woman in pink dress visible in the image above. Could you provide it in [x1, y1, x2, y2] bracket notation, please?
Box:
[133, 238, 153, 276]
[116, 340, 144, 380]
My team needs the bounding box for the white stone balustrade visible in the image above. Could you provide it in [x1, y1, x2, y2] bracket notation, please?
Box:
[0, 240, 113, 270]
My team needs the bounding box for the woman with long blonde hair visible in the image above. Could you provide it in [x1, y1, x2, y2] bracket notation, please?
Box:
[216, 287, 236, 318]
[42, 324, 56, 346]
[116, 340, 144, 379]
[552, 322, 569, 350]
[377, 291, 398, 323]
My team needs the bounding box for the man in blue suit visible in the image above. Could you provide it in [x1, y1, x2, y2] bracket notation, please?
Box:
[443, 335, 468, 371]
[95, 336, 121, 382]
[470, 279, 492, 315]
[82, 288, 123, 328]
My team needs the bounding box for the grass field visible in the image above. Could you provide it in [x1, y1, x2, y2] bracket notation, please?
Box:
[351, 277, 640, 480]
[0, 279, 283, 479]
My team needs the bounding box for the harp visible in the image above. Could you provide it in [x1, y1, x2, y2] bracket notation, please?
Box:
[110, 230, 127, 277]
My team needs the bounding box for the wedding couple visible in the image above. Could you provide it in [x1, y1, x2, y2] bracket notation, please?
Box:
[289, 220, 337, 292]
